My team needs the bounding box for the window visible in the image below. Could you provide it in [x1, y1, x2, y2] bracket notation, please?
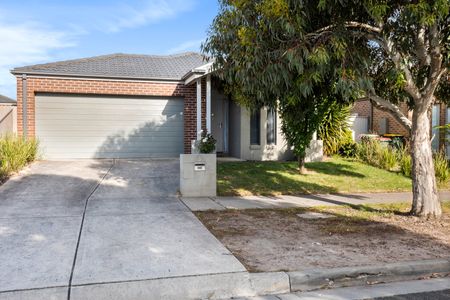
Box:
[250, 110, 261, 145]
[266, 108, 277, 145]
[432, 104, 440, 150]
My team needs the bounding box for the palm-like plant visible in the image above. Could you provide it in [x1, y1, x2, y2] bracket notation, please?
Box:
[318, 103, 352, 155]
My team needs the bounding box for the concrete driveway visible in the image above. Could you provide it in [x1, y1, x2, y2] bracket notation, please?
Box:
[0, 159, 245, 299]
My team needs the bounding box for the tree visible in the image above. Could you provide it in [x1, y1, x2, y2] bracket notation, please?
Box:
[203, 0, 449, 218]
[203, 0, 361, 173]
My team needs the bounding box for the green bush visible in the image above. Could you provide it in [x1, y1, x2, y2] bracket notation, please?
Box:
[356, 139, 397, 171]
[398, 148, 412, 177]
[356, 138, 381, 166]
[338, 141, 358, 158]
[434, 151, 450, 183]
[379, 147, 397, 170]
[0, 135, 39, 179]
[356, 139, 450, 184]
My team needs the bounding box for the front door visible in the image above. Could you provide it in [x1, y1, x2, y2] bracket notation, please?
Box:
[211, 90, 228, 153]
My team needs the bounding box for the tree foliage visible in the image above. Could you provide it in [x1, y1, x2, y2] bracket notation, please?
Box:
[203, 0, 449, 217]
[203, 0, 362, 168]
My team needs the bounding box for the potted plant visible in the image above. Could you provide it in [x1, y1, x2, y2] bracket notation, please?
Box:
[197, 131, 216, 154]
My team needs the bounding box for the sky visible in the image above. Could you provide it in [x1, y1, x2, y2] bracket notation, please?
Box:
[0, 0, 220, 98]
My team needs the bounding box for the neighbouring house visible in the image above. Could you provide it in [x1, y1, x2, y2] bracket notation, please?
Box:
[0, 94, 17, 135]
[351, 98, 449, 152]
[11, 53, 321, 160]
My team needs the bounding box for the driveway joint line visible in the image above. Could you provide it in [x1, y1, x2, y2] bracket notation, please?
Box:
[66, 160, 115, 300]
[70, 270, 250, 287]
[0, 285, 68, 294]
[209, 197, 227, 209]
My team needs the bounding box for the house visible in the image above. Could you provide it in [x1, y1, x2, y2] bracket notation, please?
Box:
[0, 93, 17, 135]
[351, 98, 448, 151]
[12, 53, 318, 160]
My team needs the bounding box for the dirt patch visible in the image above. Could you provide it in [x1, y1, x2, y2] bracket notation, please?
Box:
[196, 206, 450, 272]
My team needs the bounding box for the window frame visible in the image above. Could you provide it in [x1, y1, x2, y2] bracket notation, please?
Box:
[250, 110, 261, 145]
[266, 108, 277, 145]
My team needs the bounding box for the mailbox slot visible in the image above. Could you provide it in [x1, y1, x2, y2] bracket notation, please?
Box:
[194, 163, 206, 171]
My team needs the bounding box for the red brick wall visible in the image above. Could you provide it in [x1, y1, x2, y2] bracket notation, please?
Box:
[372, 102, 411, 137]
[351, 100, 371, 118]
[16, 76, 201, 154]
[352, 99, 411, 137]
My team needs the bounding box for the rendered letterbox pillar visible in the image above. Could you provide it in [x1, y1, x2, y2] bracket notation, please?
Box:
[180, 154, 217, 197]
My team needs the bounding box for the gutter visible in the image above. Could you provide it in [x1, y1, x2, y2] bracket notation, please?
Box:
[10, 71, 183, 83]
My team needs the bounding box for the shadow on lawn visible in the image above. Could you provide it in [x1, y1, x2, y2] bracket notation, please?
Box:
[218, 160, 367, 196]
[305, 161, 366, 178]
[218, 166, 340, 196]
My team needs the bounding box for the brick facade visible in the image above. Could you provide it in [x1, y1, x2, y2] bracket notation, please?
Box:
[351, 99, 412, 137]
[16, 76, 204, 154]
[352, 99, 449, 147]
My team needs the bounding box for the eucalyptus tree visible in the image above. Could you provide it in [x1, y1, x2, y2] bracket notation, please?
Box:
[203, 0, 449, 217]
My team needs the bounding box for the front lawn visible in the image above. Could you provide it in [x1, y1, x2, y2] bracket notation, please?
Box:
[218, 157, 415, 196]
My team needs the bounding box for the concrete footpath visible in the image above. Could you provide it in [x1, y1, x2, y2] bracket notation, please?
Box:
[181, 191, 450, 211]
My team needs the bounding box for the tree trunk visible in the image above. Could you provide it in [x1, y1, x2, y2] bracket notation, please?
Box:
[298, 154, 307, 174]
[410, 105, 442, 218]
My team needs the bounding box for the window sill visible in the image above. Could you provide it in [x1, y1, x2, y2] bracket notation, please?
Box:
[250, 145, 261, 150]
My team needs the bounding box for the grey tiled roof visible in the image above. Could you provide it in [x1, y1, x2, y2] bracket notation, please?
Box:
[0, 94, 16, 104]
[11, 52, 207, 81]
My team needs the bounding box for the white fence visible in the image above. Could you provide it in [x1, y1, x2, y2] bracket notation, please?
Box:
[0, 105, 17, 135]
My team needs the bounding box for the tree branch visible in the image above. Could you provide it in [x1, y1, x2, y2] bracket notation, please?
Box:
[423, 23, 444, 100]
[316, 21, 382, 34]
[415, 26, 430, 67]
[382, 38, 422, 102]
[364, 93, 412, 130]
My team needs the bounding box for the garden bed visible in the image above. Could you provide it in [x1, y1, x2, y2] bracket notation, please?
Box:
[196, 202, 450, 272]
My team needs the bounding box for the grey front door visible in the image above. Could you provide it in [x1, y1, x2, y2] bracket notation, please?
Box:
[211, 91, 228, 153]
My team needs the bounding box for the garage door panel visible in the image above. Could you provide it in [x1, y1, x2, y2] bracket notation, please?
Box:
[36, 119, 183, 127]
[35, 94, 185, 159]
[36, 131, 184, 138]
[36, 105, 183, 114]
[36, 96, 179, 106]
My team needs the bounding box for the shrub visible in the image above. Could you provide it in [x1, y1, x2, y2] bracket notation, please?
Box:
[434, 151, 450, 183]
[0, 135, 39, 179]
[318, 103, 352, 155]
[398, 147, 412, 177]
[356, 139, 397, 171]
[338, 141, 358, 158]
[379, 147, 397, 170]
[356, 138, 381, 166]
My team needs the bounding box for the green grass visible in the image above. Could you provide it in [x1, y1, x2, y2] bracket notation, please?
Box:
[218, 156, 417, 196]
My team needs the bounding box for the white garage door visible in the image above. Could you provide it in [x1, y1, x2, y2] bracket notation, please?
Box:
[35, 93, 184, 159]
